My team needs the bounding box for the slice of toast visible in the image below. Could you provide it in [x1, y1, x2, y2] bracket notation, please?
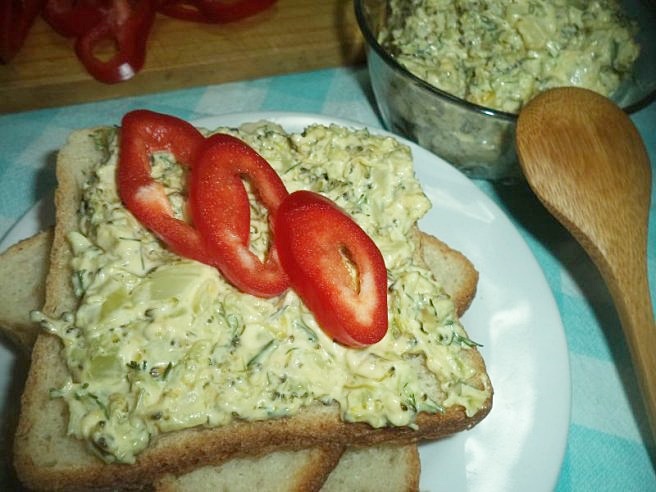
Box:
[13, 125, 491, 490]
[320, 444, 420, 492]
[154, 447, 343, 492]
[155, 444, 420, 492]
[1, 225, 471, 491]
[0, 229, 53, 354]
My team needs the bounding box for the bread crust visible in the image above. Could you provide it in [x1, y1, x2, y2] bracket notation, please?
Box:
[415, 230, 478, 317]
[154, 445, 344, 492]
[0, 229, 53, 353]
[13, 128, 492, 491]
[320, 444, 420, 492]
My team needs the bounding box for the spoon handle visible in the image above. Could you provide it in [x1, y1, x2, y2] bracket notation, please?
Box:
[586, 228, 656, 443]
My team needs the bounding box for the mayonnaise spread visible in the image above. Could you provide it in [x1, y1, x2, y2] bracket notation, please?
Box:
[38, 123, 491, 463]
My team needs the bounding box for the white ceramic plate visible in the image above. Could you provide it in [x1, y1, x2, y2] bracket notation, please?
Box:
[0, 113, 570, 491]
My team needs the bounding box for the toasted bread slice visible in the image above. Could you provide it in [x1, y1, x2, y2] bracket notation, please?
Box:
[0, 229, 53, 354]
[417, 231, 477, 317]
[155, 444, 420, 492]
[14, 126, 491, 490]
[154, 446, 343, 492]
[320, 444, 420, 492]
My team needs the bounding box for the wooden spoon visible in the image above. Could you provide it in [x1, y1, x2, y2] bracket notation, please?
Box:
[516, 87, 656, 442]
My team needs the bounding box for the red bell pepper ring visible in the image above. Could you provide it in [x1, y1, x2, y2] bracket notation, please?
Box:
[190, 133, 290, 298]
[0, 0, 45, 63]
[74, 0, 155, 83]
[158, 0, 277, 24]
[117, 110, 212, 264]
[42, 0, 106, 38]
[275, 190, 388, 347]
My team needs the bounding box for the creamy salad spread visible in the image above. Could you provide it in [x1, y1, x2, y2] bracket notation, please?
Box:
[37, 123, 491, 463]
[381, 0, 640, 113]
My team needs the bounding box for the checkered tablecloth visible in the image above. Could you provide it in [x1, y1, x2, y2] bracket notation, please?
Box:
[1, 66, 654, 491]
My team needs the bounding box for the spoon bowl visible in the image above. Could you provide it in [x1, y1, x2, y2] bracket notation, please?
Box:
[516, 87, 656, 443]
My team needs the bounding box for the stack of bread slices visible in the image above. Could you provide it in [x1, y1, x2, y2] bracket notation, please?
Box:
[0, 121, 491, 491]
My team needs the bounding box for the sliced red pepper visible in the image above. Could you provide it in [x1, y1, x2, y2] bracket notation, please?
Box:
[74, 0, 155, 83]
[0, 0, 45, 63]
[158, 0, 277, 24]
[117, 109, 211, 263]
[42, 0, 106, 38]
[156, 0, 205, 22]
[190, 133, 290, 298]
[275, 190, 388, 347]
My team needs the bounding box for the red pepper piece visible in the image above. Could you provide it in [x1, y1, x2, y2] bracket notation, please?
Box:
[42, 0, 106, 38]
[0, 0, 45, 63]
[190, 133, 290, 298]
[74, 0, 155, 83]
[156, 0, 205, 22]
[275, 191, 388, 347]
[117, 110, 211, 263]
[158, 0, 277, 24]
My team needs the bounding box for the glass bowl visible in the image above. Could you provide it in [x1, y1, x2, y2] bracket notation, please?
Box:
[354, 0, 656, 180]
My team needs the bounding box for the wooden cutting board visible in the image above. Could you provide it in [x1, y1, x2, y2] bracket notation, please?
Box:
[0, 0, 366, 114]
